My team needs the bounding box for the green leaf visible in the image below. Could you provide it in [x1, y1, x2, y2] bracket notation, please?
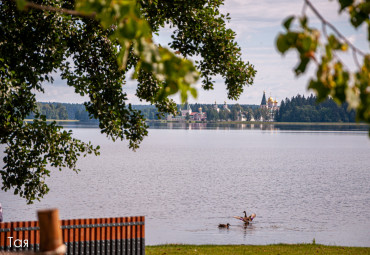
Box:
[294, 57, 310, 75]
[283, 16, 295, 30]
[121, 18, 137, 40]
[308, 80, 331, 102]
[117, 42, 130, 70]
[359, 2, 370, 14]
[328, 35, 341, 49]
[276, 34, 290, 53]
[299, 16, 308, 28]
[16, 0, 27, 10]
[190, 87, 197, 98]
[339, 0, 354, 12]
[325, 44, 333, 61]
[350, 8, 367, 27]
[302, 36, 312, 52]
[286, 32, 299, 45]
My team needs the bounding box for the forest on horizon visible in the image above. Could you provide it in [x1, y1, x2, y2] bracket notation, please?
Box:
[28, 94, 356, 123]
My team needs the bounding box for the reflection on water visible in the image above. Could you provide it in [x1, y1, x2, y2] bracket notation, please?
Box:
[151, 122, 369, 132]
[58, 121, 369, 133]
[54, 121, 99, 129]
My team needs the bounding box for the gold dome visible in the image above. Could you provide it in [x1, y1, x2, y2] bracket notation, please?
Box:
[268, 96, 274, 103]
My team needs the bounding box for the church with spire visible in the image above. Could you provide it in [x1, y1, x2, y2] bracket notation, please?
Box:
[260, 91, 279, 110]
[260, 91, 279, 121]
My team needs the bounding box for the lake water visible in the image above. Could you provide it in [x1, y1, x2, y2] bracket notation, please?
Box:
[1, 123, 370, 246]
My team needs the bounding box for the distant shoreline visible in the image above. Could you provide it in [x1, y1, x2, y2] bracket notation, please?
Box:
[148, 120, 369, 126]
[23, 119, 369, 126]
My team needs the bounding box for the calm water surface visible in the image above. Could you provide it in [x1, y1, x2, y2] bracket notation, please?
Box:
[1, 124, 370, 246]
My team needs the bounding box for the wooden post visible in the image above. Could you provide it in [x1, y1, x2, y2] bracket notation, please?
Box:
[37, 209, 65, 255]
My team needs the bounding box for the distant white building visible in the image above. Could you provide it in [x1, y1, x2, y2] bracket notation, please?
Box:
[191, 107, 207, 121]
[223, 101, 230, 112]
[213, 101, 220, 112]
[237, 110, 246, 121]
[181, 103, 192, 117]
[167, 104, 207, 121]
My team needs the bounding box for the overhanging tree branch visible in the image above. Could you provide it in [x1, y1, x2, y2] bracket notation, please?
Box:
[277, 0, 370, 135]
[11, 0, 96, 18]
[304, 0, 366, 57]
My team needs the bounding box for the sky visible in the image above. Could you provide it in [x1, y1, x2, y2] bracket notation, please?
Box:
[35, 0, 368, 105]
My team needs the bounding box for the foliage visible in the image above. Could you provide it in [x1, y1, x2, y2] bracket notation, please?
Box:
[276, 0, 369, 134]
[185, 112, 190, 121]
[28, 103, 69, 120]
[206, 109, 220, 122]
[1, 116, 99, 202]
[260, 108, 271, 121]
[74, 108, 92, 122]
[275, 94, 356, 122]
[140, 1, 256, 99]
[253, 108, 262, 122]
[245, 108, 253, 121]
[0, 0, 255, 203]
[230, 103, 241, 121]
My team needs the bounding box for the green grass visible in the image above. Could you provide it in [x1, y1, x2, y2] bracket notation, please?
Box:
[146, 244, 370, 255]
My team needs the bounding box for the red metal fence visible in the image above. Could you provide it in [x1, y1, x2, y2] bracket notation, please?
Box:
[0, 216, 145, 255]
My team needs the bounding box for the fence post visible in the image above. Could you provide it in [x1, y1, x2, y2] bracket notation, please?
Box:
[37, 209, 66, 255]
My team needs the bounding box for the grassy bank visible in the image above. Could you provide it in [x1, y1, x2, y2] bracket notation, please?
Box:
[146, 244, 370, 255]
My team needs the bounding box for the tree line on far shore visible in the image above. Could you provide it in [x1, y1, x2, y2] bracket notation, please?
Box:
[29, 94, 356, 123]
[27, 102, 93, 121]
[275, 94, 356, 122]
